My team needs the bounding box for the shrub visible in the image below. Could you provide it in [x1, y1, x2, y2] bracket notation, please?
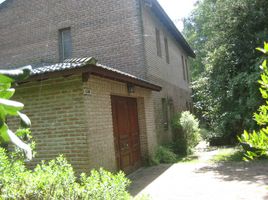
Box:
[239, 130, 268, 160]
[239, 43, 268, 160]
[172, 111, 201, 155]
[199, 128, 219, 141]
[0, 148, 131, 200]
[154, 146, 177, 164]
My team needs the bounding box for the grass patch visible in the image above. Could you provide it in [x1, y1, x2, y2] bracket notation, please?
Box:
[211, 148, 244, 162]
[177, 155, 199, 164]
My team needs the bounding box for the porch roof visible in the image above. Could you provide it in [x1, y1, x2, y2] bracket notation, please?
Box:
[26, 57, 162, 91]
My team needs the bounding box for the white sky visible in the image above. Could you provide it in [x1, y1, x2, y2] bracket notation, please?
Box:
[0, 0, 197, 30]
[158, 0, 198, 30]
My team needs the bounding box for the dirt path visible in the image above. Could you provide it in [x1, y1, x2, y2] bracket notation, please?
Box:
[128, 149, 268, 200]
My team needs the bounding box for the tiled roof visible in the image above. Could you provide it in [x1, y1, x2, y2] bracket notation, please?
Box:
[31, 57, 97, 75]
[29, 57, 161, 91]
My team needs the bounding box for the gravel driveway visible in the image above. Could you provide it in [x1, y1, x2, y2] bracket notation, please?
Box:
[128, 149, 268, 200]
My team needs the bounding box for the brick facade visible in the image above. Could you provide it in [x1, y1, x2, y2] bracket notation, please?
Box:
[1, 0, 194, 169]
[11, 74, 156, 173]
[141, 5, 192, 143]
[11, 75, 90, 173]
[0, 0, 146, 78]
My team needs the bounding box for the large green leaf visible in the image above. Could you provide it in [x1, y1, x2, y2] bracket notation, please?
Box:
[256, 47, 267, 54]
[18, 112, 31, 128]
[264, 42, 268, 52]
[0, 123, 9, 143]
[0, 105, 6, 121]
[0, 65, 32, 82]
[0, 88, 15, 99]
[0, 98, 24, 115]
[7, 129, 32, 160]
[0, 74, 13, 83]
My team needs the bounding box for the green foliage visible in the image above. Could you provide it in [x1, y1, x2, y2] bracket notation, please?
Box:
[239, 130, 268, 160]
[154, 146, 177, 164]
[184, 0, 268, 140]
[199, 128, 215, 141]
[0, 66, 33, 160]
[172, 111, 201, 155]
[9, 129, 36, 161]
[211, 148, 244, 162]
[0, 148, 131, 200]
[239, 43, 268, 160]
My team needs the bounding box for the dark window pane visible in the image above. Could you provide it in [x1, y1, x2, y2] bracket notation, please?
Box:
[59, 28, 72, 61]
[164, 37, 169, 64]
[155, 28, 162, 57]
[185, 58, 189, 83]
[181, 55, 186, 81]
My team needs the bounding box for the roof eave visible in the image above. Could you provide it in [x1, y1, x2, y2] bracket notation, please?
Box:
[151, 0, 196, 58]
[21, 64, 162, 92]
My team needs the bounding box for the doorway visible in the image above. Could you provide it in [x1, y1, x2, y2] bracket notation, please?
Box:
[111, 96, 142, 174]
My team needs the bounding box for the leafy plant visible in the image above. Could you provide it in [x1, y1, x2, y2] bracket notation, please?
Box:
[154, 146, 177, 164]
[199, 128, 214, 141]
[172, 111, 201, 155]
[0, 66, 33, 160]
[0, 148, 131, 200]
[239, 43, 268, 160]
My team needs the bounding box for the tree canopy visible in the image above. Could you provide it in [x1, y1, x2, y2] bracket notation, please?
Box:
[183, 0, 268, 142]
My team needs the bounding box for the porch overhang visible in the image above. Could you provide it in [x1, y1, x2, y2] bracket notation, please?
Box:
[21, 57, 162, 92]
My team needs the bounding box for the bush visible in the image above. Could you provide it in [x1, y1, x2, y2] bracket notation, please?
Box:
[0, 148, 131, 200]
[154, 146, 177, 164]
[239, 43, 268, 160]
[239, 130, 268, 160]
[172, 111, 201, 155]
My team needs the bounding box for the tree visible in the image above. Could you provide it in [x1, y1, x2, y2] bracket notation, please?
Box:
[183, 0, 268, 142]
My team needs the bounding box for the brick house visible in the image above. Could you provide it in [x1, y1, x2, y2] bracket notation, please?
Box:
[0, 0, 195, 174]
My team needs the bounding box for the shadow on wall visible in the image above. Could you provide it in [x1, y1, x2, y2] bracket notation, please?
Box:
[127, 164, 172, 196]
[195, 161, 268, 185]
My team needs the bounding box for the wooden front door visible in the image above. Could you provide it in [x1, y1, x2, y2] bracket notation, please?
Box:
[111, 96, 142, 174]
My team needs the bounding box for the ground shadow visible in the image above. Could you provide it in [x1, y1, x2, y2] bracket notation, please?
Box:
[196, 160, 268, 185]
[127, 164, 172, 196]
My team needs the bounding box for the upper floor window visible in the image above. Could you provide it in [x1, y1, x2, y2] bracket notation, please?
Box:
[164, 37, 169, 64]
[185, 58, 189, 83]
[155, 28, 162, 57]
[181, 55, 186, 81]
[59, 28, 72, 61]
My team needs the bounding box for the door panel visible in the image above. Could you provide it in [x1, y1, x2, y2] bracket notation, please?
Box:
[111, 96, 141, 174]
